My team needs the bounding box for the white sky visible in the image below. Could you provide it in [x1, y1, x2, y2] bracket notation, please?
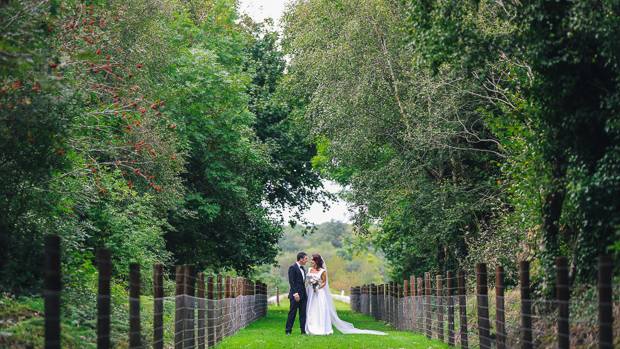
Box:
[239, 0, 289, 27]
[239, 0, 353, 225]
[281, 180, 353, 225]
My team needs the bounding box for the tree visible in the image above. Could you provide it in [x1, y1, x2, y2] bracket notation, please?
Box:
[403, 0, 620, 283]
[281, 0, 505, 280]
[0, 0, 182, 289]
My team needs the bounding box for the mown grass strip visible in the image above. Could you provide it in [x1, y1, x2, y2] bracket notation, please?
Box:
[217, 299, 450, 348]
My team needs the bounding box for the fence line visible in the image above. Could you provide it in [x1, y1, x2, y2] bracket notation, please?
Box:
[42, 236, 268, 348]
[350, 257, 618, 348]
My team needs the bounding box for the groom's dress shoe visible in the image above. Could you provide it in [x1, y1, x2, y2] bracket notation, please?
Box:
[285, 331, 291, 335]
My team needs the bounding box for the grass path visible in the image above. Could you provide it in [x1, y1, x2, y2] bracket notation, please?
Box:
[217, 299, 449, 349]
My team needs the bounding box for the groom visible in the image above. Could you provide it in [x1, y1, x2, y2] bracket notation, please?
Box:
[285, 252, 308, 334]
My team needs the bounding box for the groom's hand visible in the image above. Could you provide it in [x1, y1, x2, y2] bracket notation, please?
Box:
[294, 294, 300, 302]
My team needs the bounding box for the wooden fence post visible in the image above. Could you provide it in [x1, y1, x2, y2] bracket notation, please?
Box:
[417, 277, 423, 334]
[398, 284, 403, 330]
[393, 282, 398, 326]
[185, 265, 196, 348]
[410, 275, 416, 333]
[224, 275, 231, 337]
[520, 261, 532, 349]
[216, 275, 223, 343]
[401, 280, 410, 331]
[129, 263, 141, 348]
[207, 276, 215, 348]
[476, 263, 490, 349]
[98, 248, 112, 349]
[197, 272, 205, 349]
[495, 266, 505, 349]
[153, 263, 164, 349]
[386, 283, 391, 323]
[44, 235, 61, 349]
[276, 286, 279, 306]
[377, 284, 383, 321]
[373, 285, 378, 320]
[425, 273, 431, 339]
[599, 255, 613, 349]
[175, 266, 185, 349]
[350, 287, 355, 311]
[447, 270, 455, 347]
[556, 258, 569, 349]
[458, 270, 468, 349]
[437, 275, 444, 342]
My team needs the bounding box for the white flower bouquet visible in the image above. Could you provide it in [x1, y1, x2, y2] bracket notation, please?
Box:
[309, 277, 320, 292]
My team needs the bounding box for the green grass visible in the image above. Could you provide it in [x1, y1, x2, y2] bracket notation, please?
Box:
[217, 299, 450, 348]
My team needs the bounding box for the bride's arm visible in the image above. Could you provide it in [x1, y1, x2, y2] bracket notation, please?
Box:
[319, 270, 327, 289]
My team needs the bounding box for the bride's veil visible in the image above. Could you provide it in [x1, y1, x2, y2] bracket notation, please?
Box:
[321, 257, 387, 335]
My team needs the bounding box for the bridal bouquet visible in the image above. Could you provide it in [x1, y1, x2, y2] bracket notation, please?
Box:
[309, 278, 320, 293]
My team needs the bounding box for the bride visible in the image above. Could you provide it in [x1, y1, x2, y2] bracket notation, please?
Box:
[305, 254, 387, 335]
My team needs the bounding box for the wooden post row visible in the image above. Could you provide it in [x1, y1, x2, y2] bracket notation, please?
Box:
[153, 263, 164, 349]
[207, 276, 215, 348]
[425, 273, 431, 340]
[476, 263, 489, 349]
[398, 284, 403, 330]
[458, 270, 468, 349]
[495, 267, 505, 349]
[447, 271, 455, 347]
[129, 263, 141, 348]
[175, 266, 185, 349]
[98, 249, 112, 349]
[401, 280, 411, 331]
[410, 275, 416, 334]
[185, 265, 196, 348]
[417, 277, 423, 334]
[45, 236, 62, 349]
[437, 275, 444, 342]
[216, 275, 223, 344]
[197, 272, 205, 349]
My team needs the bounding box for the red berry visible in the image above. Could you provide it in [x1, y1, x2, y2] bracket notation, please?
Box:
[57, 151, 63, 155]
[137, 64, 143, 68]
[170, 125, 176, 129]
[128, 74, 133, 78]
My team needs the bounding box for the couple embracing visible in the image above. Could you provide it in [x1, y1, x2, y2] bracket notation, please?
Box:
[285, 252, 386, 336]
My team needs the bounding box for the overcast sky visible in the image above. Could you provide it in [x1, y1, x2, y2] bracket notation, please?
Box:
[239, 0, 288, 26]
[238, 1, 352, 225]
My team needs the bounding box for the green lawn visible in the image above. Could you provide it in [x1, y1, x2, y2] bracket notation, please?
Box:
[217, 299, 450, 348]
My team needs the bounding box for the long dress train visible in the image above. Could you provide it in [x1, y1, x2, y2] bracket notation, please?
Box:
[305, 266, 386, 336]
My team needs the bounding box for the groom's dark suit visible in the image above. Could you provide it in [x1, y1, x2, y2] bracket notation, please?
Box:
[285, 262, 307, 334]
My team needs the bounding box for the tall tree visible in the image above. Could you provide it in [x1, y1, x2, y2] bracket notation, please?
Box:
[281, 0, 505, 279]
[403, 0, 620, 283]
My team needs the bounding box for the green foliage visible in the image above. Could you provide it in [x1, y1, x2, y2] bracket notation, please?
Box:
[1, 0, 327, 298]
[402, 0, 620, 287]
[281, 0, 505, 282]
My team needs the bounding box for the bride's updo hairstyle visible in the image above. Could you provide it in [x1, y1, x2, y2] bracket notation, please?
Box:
[312, 254, 324, 269]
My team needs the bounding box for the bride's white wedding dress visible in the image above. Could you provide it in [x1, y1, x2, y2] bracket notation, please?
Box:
[304, 262, 387, 336]
[305, 269, 333, 335]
